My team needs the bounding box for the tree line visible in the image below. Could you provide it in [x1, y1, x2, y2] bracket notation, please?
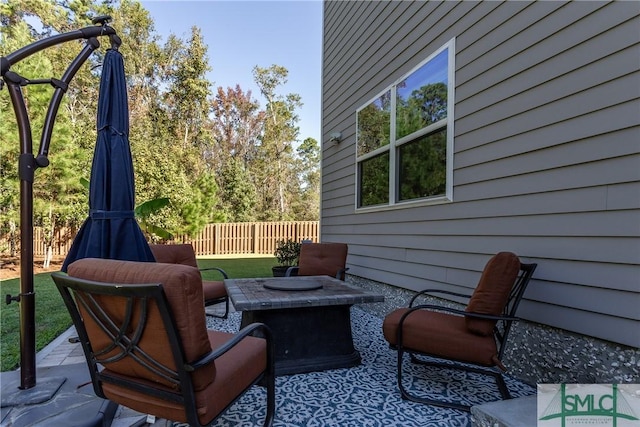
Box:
[0, 0, 320, 257]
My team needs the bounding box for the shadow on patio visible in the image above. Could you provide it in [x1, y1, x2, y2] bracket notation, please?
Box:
[198, 307, 535, 426]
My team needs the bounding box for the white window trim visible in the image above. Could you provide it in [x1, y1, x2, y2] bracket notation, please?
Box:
[355, 38, 456, 212]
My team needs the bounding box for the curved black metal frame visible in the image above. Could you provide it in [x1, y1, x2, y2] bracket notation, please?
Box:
[51, 273, 276, 427]
[0, 16, 120, 390]
[393, 262, 537, 412]
[200, 266, 230, 319]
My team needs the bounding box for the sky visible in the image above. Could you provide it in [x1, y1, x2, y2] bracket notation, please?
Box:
[140, 0, 323, 145]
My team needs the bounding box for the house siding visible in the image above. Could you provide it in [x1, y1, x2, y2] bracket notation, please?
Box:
[322, 0, 640, 348]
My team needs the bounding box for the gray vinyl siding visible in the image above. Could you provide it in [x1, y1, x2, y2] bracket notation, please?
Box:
[321, 1, 640, 347]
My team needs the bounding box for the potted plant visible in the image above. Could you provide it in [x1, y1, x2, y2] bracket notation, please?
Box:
[272, 239, 301, 277]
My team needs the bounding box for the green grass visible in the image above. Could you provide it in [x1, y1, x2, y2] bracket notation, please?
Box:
[0, 257, 278, 372]
[0, 271, 72, 372]
[198, 257, 277, 280]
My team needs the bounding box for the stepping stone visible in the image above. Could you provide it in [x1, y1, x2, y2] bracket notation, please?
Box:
[471, 395, 537, 427]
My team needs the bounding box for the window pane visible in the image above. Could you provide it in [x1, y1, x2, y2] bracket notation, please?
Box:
[359, 152, 390, 207]
[396, 49, 448, 140]
[397, 129, 446, 201]
[357, 91, 391, 156]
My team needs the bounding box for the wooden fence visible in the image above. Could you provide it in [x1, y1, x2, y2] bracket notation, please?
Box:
[2, 221, 319, 258]
[171, 221, 319, 256]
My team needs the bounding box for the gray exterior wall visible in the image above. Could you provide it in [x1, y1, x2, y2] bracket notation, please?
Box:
[322, 0, 640, 349]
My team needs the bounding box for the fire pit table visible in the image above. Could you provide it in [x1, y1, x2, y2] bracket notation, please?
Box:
[224, 276, 384, 375]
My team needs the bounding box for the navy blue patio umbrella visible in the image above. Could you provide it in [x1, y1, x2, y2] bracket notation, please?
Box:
[62, 48, 154, 271]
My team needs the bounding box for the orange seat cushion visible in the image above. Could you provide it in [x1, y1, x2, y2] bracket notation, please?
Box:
[101, 330, 267, 425]
[383, 308, 498, 367]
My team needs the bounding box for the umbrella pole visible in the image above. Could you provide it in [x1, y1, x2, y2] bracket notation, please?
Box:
[0, 17, 120, 390]
[18, 173, 36, 389]
[4, 78, 37, 389]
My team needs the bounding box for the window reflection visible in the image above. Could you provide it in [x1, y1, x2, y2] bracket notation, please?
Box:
[396, 49, 448, 140]
[359, 152, 390, 207]
[397, 129, 447, 201]
[357, 91, 391, 156]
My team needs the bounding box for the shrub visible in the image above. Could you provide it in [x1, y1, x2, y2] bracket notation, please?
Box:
[273, 239, 301, 266]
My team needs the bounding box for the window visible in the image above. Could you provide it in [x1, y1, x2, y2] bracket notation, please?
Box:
[356, 39, 454, 209]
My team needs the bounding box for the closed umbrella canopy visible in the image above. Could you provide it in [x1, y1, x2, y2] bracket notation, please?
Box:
[62, 48, 154, 271]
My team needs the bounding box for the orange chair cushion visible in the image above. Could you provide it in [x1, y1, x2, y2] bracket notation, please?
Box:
[382, 308, 498, 366]
[101, 330, 267, 425]
[297, 243, 348, 278]
[149, 244, 199, 268]
[202, 280, 226, 300]
[67, 258, 214, 391]
[465, 252, 521, 336]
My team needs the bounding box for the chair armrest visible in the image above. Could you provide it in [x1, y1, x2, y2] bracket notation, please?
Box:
[285, 266, 299, 277]
[186, 322, 273, 371]
[409, 288, 473, 307]
[199, 267, 228, 279]
[400, 303, 519, 324]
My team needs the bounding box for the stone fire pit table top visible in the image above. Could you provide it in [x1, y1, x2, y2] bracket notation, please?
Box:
[225, 276, 384, 311]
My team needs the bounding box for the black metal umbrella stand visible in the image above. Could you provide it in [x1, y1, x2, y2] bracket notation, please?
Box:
[1, 16, 121, 391]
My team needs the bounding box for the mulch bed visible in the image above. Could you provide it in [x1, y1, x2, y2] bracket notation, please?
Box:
[0, 256, 64, 280]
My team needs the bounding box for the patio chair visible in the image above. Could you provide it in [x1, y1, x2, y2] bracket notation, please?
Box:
[285, 242, 349, 280]
[382, 252, 537, 411]
[149, 243, 229, 318]
[52, 258, 275, 427]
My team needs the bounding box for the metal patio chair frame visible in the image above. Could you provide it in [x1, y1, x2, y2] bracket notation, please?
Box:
[385, 256, 537, 412]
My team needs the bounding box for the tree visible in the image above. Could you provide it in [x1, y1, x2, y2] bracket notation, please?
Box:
[290, 137, 320, 220]
[177, 173, 217, 236]
[209, 85, 265, 221]
[396, 82, 447, 138]
[217, 157, 257, 222]
[165, 26, 211, 149]
[398, 131, 446, 200]
[130, 23, 218, 238]
[209, 85, 264, 170]
[252, 64, 302, 220]
[357, 94, 391, 156]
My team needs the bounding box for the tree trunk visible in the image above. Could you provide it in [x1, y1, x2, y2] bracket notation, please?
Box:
[9, 220, 17, 257]
[43, 246, 52, 269]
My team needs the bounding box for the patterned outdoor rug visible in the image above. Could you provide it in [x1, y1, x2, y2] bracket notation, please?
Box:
[190, 308, 535, 427]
